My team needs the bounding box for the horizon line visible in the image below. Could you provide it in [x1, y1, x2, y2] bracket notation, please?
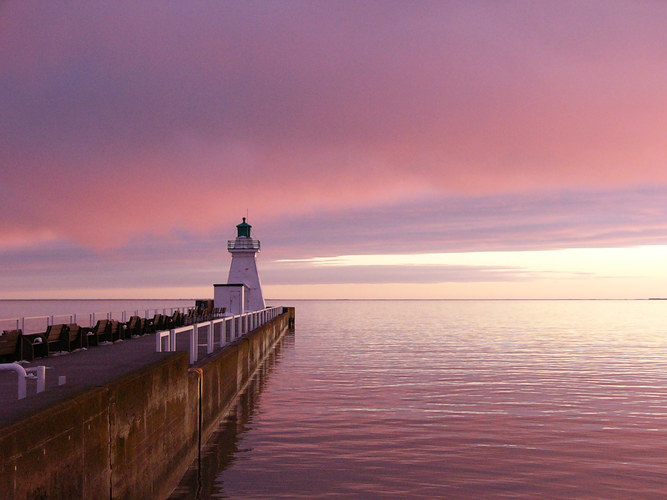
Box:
[0, 297, 660, 302]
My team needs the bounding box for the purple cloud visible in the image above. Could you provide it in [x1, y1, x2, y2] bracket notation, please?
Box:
[2, 2, 667, 296]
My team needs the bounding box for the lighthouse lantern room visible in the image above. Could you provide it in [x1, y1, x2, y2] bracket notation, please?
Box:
[214, 218, 266, 315]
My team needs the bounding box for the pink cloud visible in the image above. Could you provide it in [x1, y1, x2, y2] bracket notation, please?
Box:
[1, 1, 666, 252]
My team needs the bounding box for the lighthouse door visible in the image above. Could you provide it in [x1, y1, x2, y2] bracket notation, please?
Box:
[230, 290, 242, 315]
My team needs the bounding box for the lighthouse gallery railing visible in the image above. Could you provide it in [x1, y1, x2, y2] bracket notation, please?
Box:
[227, 239, 260, 250]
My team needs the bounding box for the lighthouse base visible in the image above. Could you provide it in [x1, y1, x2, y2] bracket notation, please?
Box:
[214, 283, 249, 316]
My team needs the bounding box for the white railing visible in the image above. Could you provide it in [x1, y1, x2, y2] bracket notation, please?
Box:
[0, 306, 201, 334]
[227, 238, 260, 250]
[0, 363, 46, 400]
[155, 307, 283, 364]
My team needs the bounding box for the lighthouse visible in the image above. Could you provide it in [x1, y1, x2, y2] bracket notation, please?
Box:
[214, 218, 266, 315]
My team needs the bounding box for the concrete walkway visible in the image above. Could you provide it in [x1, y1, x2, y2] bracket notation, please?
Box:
[0, 329, 222, 427]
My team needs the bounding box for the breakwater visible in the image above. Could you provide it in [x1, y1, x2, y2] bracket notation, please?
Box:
[0, 307, 294, 499]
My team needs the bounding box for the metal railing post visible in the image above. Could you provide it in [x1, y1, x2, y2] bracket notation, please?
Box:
[170, 329, 176, 351]
[25, 366, 46, 394]
[207, 321, 214, 354]
[189, 325, 197, 364]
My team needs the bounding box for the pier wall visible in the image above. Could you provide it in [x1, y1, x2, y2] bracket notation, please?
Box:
[0, 307, 294, 499]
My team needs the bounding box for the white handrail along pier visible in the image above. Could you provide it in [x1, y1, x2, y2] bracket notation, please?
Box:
[155, 307, 283, 364]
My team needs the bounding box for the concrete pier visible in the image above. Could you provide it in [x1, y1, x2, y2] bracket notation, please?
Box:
[0, 307, 294, 499]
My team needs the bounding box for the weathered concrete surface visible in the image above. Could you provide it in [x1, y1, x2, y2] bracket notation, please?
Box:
[0, 307, 294, 499]
[107, 354, 199, 500]
[196, 309, 288, 442]
[169, 337, 288, 499]
[0, 386, 110, 499]
[0, 334, 176, 428]
[0, 353, 195, 500]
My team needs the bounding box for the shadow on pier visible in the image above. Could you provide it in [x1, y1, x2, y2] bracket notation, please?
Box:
[170, 331, 294, 499]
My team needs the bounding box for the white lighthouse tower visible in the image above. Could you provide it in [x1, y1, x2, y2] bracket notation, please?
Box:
[214, 218, 266, 315]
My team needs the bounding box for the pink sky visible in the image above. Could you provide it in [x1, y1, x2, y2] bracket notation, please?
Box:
[1, 1, 667, 299]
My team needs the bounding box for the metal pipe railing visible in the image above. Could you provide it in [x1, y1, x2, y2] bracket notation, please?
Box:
[0, 362, 46, 400]
[0, 306, 199, 333]
[0, 305, 226, 334]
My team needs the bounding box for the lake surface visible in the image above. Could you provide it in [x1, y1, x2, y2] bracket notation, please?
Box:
[4, 299, 667, 497]
[174, 299, 667, 498]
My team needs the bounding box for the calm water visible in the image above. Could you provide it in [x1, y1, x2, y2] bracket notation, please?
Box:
[175, 300, 667, 498]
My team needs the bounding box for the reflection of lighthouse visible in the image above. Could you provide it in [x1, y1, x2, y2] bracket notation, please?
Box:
[214, 218, 266, 315]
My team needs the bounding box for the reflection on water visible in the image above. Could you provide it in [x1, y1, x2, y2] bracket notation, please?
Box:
[173, 300, 667, 498]
[170, 333, 293, 499]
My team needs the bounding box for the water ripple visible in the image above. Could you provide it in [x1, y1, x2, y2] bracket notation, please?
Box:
[182, 300, 667, 498]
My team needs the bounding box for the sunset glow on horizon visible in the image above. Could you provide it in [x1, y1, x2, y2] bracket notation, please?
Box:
[2, 1, 667, 300]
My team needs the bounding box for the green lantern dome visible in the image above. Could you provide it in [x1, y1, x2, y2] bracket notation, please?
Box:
[236, 217, 252, 238]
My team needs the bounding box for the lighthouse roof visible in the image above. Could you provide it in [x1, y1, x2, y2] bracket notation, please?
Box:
[236, 217, 252, 237]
